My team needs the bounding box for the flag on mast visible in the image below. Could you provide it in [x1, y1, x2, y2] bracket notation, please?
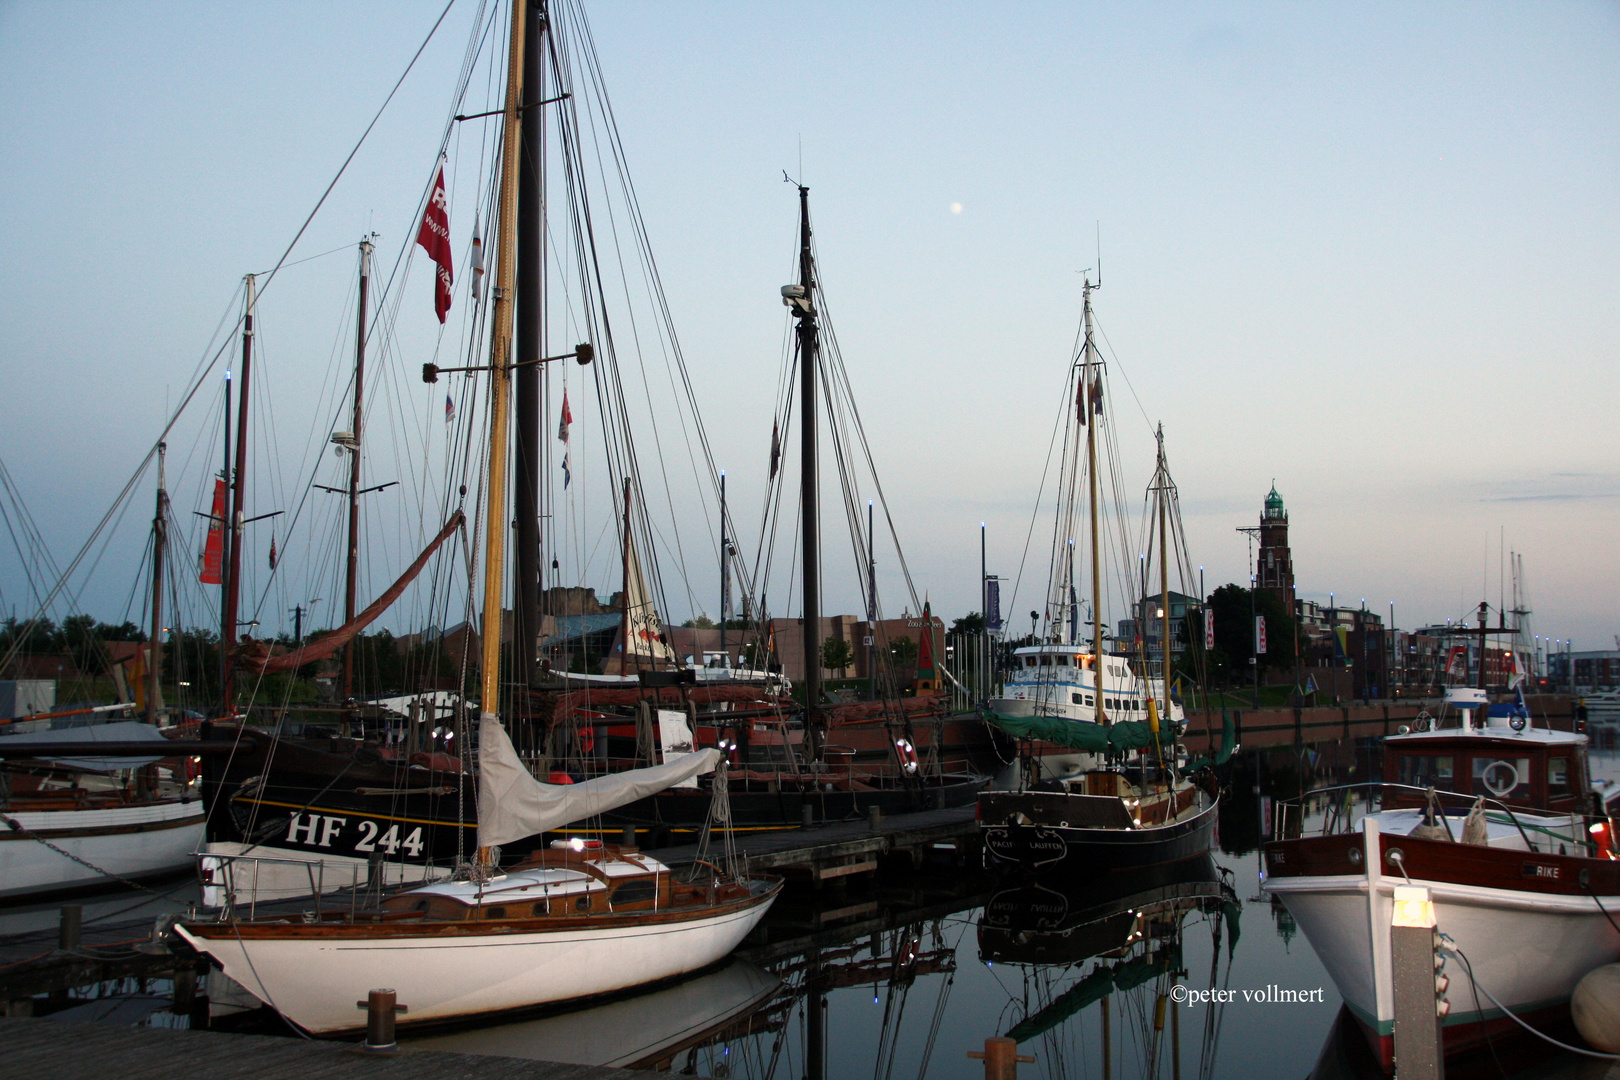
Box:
[415, 161, 453, 323]
[558, 390, 573, 489]
[268, 536, 277, 571]
[769, 419, 781, 480]
[469, 216, 484, 301]
[444, 393, 455, 424]
[199, 477, 226, 585]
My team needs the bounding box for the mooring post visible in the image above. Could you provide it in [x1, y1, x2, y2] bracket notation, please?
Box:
[868, 805, 883, 829]
[356, 988, 407, 1051]
[801, 803, 814, 829]
[58, 905, 82, 951]
[967, 1036, 1034, 1080]
[621, 825, 637, 848]
[1390, 885, 1445, 1080]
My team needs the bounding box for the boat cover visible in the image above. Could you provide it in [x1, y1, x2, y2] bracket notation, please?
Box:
[477, 711, 720, 848]
[0, 720, 175, 771]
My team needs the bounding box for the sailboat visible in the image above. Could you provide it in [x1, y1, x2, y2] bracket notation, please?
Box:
[0, 443, 206, 901]
[174, 0, 779, 1035]
[977, 278, 1226, 872]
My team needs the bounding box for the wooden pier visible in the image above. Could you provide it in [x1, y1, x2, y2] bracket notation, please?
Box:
[0, 1015, 662, 1079]
[653, 804, 980, 886]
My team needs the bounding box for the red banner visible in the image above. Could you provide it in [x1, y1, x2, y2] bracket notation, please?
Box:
[416, 163, 453, 323]
[199, 478, 226, 585]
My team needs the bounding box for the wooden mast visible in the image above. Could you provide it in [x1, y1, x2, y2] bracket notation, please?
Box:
[1083, 278, 1106, 727]
[145, 442, 167, 726]
[791, 184, 822, 751]
[341, 239, 371, 736]
[476, 0, 529, 868]
[513, 0, 547, 694]
[1157, 426, 1171, 717]
[619, 476, 632, 676]
[219, 273, 254, 718]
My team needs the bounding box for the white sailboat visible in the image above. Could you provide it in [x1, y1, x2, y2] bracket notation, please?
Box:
[174, 0, 778, 1034]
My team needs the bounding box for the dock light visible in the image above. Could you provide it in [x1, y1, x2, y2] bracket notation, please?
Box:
[1391, 885, 1436, 928]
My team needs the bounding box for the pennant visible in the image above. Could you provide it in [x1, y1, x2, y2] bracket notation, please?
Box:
[469, 216, 484, 301]
[562, 450, 572, 490]
[769, 419, 781, 480]
[268, 535, 277, 570]
[199, 477, 226, 585]
[1076, 378, 1086, 426]
[444, 393, 455, 424]
[416, 162, 453, 323]
[557, 390, 572, 443]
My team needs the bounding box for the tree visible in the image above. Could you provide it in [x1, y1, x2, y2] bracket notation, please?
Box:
[1206, 583, 1302, 687]
[949, 612, 985, 636]
[820, 636, 855, 673]
[681, 614, 716, 629]
[888, 635, 919, 664]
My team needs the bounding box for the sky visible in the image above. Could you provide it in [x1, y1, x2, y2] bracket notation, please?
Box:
[0, 1, 1615, 657]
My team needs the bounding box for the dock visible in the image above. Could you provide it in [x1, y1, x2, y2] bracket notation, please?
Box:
[0, 1015, 664, 1079]
[653, 804, 979, 886]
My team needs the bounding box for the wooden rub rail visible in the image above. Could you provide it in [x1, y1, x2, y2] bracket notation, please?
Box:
[0, 1016, 655, 1079]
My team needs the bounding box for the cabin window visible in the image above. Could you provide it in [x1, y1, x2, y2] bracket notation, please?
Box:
[575, 895, 593, 912]
[532, 901, 548, 916]
[1025, 657, 1037, 668]
[1071, 693, 1083, 705]
[482, 905, 507, 920]
[1396, 754, 1454, 791]
[611, 878, 658, 907]
[1041, 655, 1053, 667]
[1084, 696, 1093, 706]
[1471, 757, 1531, 801]
[1547, 757, 1572, 797]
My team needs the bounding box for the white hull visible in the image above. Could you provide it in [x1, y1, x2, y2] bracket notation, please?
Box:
[0, 798, 205, 900]
[176, 890, 776, 1034]
[1266, 821, 1620, 1044]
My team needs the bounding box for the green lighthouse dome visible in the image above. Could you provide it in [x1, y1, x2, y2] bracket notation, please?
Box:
[1264, 483, 1285, 520]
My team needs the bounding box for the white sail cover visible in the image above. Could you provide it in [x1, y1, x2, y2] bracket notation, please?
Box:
[477, 711, 719, 849]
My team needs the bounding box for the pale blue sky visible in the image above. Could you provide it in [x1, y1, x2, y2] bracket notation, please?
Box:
[0, 2, 1615, 652]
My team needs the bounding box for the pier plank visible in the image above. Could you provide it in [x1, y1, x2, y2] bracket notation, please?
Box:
[0, 1016, 672, 1080]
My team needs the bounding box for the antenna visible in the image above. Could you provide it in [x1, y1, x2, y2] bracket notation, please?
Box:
[1095, 221, 1102, 288]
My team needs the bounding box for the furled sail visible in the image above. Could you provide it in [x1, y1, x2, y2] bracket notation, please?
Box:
[477, 711, 719, 848]
[232, 512, 464, 674]
[616, 531, 676, 669]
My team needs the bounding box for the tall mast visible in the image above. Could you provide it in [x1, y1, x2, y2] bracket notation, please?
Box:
[720, 472, 729, 662]
[619, 477, 632, 676]
[513, 0, 547, 693]
[788, 185, 822, 747]
[1083, 278, 1106, 726]
[342, 240, 371, 734]
[220, 273, 254, 718]
[145, 442, 168, 726]
[477, 0, 529, 785]
[1157, 426, 1171, 713]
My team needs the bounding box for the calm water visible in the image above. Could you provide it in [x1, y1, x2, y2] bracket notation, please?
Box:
[8, 741, 1615, 1078]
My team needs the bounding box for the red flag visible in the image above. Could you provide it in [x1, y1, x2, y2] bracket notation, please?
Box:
[416, 163, 453, 323]
[557, 390, 572, 443]
[268, 535, 277, 570]
[199, 478, 226, 584]
[769, 420, 781, 480]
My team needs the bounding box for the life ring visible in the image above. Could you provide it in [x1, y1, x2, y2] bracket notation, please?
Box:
[1480, 760, 1519, 797]
[1590, 818, 1614, 860]
[895, 738, 919, 775]
[578, 726, 595, 754]
[547, 771, 575, 785]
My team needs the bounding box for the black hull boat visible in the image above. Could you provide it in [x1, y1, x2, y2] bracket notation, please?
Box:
[979, 780, 1218, 873]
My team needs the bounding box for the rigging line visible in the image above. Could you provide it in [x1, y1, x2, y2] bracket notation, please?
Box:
[1093, 316, 1157, 438]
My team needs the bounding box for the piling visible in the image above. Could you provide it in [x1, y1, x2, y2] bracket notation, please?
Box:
[967, 1036, 1034, 1079]
[58, 906, 82, 951]
[1390, 885, 1443, 1080]
[356, 988, 406, 1052]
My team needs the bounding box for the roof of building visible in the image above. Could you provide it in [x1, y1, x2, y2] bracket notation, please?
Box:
[1264, 482, 1285, 519]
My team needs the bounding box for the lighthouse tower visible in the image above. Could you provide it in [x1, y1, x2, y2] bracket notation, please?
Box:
[1258, 483, 1295, 610]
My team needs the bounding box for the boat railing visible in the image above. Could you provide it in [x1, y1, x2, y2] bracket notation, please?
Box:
[1272, 782, 1586, 855]
[196, 851, 361, 921]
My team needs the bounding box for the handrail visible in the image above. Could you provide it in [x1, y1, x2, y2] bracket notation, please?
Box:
[1272, 781, 1575, 855]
